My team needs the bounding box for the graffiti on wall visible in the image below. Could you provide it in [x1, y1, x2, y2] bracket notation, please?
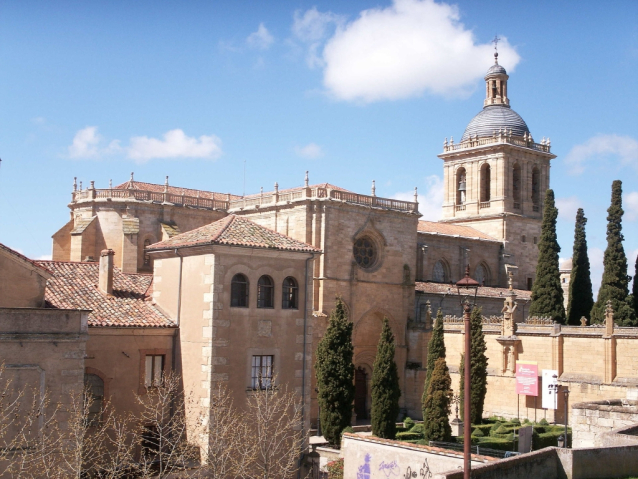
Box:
[403, 458, 432, 479]
[378, 459, 400, 477]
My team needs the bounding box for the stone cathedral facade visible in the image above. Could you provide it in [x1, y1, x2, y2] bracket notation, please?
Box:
[50, 57, 555, 422]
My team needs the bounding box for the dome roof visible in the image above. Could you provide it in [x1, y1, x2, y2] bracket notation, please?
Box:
[486, 63, 507, 76]
[461, 106, 529, 142]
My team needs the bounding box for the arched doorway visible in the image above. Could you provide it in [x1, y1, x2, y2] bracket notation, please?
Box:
[354, 367, 368, 420]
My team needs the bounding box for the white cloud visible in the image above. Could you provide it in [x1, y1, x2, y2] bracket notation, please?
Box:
[565, 134, 638, 175]
[66, 128, 222, 162]
[555, 196, 581, 221]
[68, 126, 102, 158]
[294, 143, 323, 159]
[127, 129, 222, 162]
[292, 7, 345, 68]
[309, 0, 520, 102]
[247, 23, 274, 50]
[36, 254, 52, 260]
[394, 174, 444, 221]
[32, 116, 46, 125]
[625, 191, 638, 221]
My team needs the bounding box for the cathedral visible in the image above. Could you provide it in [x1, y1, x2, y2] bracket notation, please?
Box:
[45, 55, 555, 426]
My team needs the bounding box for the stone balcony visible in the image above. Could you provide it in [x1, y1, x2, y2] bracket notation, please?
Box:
[441, 133, 553, 155]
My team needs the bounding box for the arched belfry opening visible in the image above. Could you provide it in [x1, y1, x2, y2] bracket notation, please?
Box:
[480, 163, 491, 203]
[513, 163, 521, 207]
[532, 166, 540, 206]
[456, 167, 467, 205]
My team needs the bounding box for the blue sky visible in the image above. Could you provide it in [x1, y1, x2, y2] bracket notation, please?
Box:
[0, 0, 637, 294]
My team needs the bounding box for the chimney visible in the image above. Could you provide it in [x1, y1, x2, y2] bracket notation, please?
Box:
[99, 249, 115, 295]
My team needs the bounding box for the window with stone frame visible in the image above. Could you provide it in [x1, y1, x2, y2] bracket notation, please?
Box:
[480, 163, 491, 202]
[531, 167, 540, 205]
[432, 260, 448, 283]
[353, 237, 377, 269]
[144, 355, 164, 388]
[231, 273, 249, 307]
[474, 263, 489, 286]
[251, 355, 273, 389]
[257, 275, 274, 308]
[282, 276, 298, 309]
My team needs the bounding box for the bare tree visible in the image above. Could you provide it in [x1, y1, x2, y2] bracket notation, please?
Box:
[241, 380, 304, 479]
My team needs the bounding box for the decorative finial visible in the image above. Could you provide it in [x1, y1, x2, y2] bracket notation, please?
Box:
[274, 182, 278, 193]
[464, 264, 471, 278]
[260, 186, 263, 195]
[109, 179, 112, 189]
[508, 270, 513, 290]
[444, 137, 448, 147]
[414, 186, 418, 203]
[492, 35, 501, 63]
[90, 180, 95, 189]
[165, 176, 169, 186]
[371, 180, 376, 197]
[79, 181, 83, 191]
[304, 171, 309, 188]
[73, 177, 77, 192]
[130, 172, 134, 181]
[450, 136, 454, 145]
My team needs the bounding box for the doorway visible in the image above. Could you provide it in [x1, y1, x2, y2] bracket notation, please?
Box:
[355, 367, 368, 420]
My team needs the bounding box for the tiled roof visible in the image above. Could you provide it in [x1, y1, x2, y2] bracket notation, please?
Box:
[147, 215, 321, 253]
[114, 180, 241, 201]
[242, 183, 351, 199]
[415, 281, 531, 300]
[35, 261, 174, 328]
[0, 242, 52, 275]
[418, 220, 499, 241]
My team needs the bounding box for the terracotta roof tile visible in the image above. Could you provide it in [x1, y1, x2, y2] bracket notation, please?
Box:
[418, 220, 499, 241]
[0, 242, 52, 275]
[35, 261, 174, 328]
[147, 215, 321, 253]
[415, 281, 531, 300]
[114, 180, 241, 201]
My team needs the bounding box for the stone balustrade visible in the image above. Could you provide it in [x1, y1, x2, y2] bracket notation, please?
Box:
[72, 188, 230, 211]
[442, 134, 552, 154]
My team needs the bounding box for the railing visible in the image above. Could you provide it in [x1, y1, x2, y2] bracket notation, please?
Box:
[442, 134, 552, 154]
[479, 201, 490, 209]
[525, 316, 553, 325]
[443, 315, 502, 325]
[455, 204, 466, 212]
[73, 188, 230, 210]
[228, 187, 418, 213]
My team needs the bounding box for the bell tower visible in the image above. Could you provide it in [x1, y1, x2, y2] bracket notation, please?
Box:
[437, 51, 556, 289]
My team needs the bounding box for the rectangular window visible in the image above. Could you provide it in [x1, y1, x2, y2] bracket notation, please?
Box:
[251, 355, 273, 389]
[527, 278, 533, 291]
[145, 355, 164, 387]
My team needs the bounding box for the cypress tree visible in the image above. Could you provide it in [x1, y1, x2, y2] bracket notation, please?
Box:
[632, 255, 638, 318]
[370, 318, 401, 439]
[458, 307, 489, 424]
[315, 297, 355, 446]
[566, 208, 594, 325]
[423, 309, 446, 401]
[529, 189, 566, 324]
[591, 181, 637, 326]
[422, 357, 452, 442]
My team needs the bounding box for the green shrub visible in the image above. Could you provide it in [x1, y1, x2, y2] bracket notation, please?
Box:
[396, 431, 423, 441]
[403, 417, 415, 430]
[539, 418, 549, 426]
[472, 428, 485, 437]
[410, 424, 424, 435]
[489, 422, 502, 433]
[341, 426, 354, 437]
[476, 437, 514, 451]
[473, 424, 493, 436]
[327, 459, 344, 479]
[533, 426, 546, 434]
[533, 430, 572, 449]
[494, 424, 510, 435]
[523, 418, 532, 425]
[510, 418, 521, 426]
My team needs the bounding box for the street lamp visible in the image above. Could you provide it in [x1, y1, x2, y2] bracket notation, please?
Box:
[455, 265, 480, 479]
[563, 388, 570, 448]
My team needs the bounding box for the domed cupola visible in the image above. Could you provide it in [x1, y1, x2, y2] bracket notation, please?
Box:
[460, 50, 531, 142]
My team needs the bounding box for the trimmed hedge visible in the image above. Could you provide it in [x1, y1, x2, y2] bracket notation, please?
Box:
[472, 428, 485, 437]
[396, 431, 423, 441]
[410, 424, 424, 435]
[533, 430, 572, 449]
[476, 437, 515, 451]
[403, 417, 415, 430]
[473, 424, 493, 435]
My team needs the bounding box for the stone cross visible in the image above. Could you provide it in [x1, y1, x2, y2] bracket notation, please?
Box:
[580, 317, 588, 327]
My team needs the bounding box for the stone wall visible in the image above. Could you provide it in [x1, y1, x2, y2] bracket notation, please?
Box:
[571, 400, 638, 448]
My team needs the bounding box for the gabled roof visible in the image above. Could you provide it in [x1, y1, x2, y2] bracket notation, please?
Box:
[114, 180, 241, 201]
[417, 221, 499, 242]
[415, 281, 531, 300]
[35, 261, 174, 328]
[0, 242, 52, 276]
[147, 215, 321, 253]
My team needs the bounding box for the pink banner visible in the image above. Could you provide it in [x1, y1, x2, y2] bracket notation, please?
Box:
[516, 361, 538, 396]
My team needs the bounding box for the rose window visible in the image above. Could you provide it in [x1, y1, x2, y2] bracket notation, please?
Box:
[353, 237, 377, 269]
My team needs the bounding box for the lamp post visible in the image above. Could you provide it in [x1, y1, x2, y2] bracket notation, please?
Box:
[563, 388, 570, 448]
[455, 265, 480, 479]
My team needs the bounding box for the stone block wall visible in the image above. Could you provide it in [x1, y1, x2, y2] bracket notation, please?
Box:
[571, 400, 638, 448]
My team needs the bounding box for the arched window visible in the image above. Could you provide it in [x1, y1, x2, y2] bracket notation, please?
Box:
[282, 277, 298, 309]
[432, 260, 448, 283]
[480, 163, 491, 202]
[231, 274, 249, 307]
[84, 373, 104, 425]
[474, 264, 489, 286]
[353, 237, 377, 269]
[531, 167, 540, 205]
[513, 163, 521, 205]
[257, 275, 274, 308]
[456, 168, 467, 205]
